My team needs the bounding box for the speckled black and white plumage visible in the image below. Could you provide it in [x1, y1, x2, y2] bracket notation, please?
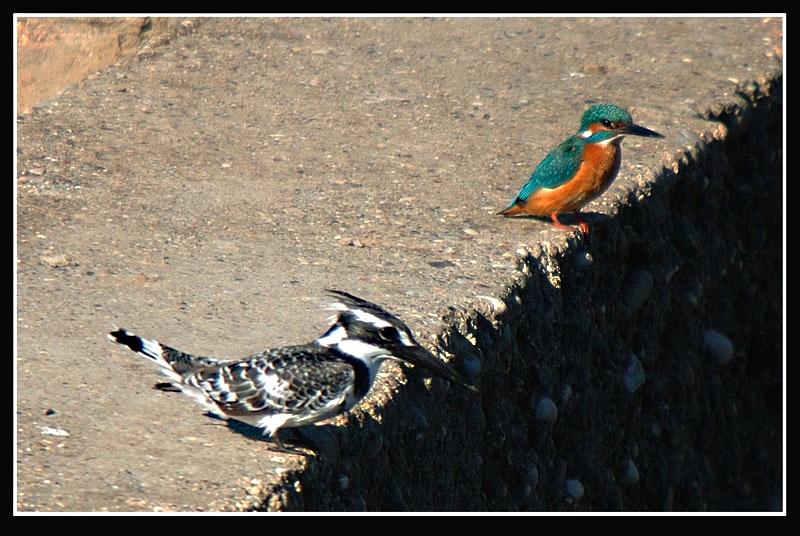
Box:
[108, 290, 477, 451]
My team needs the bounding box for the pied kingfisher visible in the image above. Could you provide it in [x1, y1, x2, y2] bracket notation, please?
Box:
[107, 289, 478, 451]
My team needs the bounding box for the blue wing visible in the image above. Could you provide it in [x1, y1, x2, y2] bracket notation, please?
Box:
[509, 136, 584, 204]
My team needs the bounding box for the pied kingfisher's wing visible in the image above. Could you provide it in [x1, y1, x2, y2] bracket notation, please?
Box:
[187, 346, 360, 422]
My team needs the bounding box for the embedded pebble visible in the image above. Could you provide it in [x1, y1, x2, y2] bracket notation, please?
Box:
[564, 478, 585, 502]
[704, 329, 734, 366]
[467, 403, 486, 434]
[363, 431, 384, 460]
[525, 465, 540, 491]
[623, 269, 654, 314]
[477, 295, 507, 314]
[40, 253, 77, 268]
[457, 350, 482, 379]
[40, 426, 69, 437]
[406, 406, 428, 430]
[650, 422, 662, 437]
[385, 485, 408, 511]
[623, 356, 646, 393]
[676, 127, 704, 146]
[560, 384, 572, 405]
[469, 453, 483, 471]
[619, 458, 640, 486]
[572, 251, 594, 267]
[295, 425, 338, 459]
[535, 397, 558, 423]
[551, 458, 567, 492]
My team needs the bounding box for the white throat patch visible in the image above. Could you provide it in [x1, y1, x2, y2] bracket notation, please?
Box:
[315, 325, 347, 347]
[335, 338, 392, 361]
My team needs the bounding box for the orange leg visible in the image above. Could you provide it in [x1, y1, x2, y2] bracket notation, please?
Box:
[573, 211, 590, 235]
[550, 212, 590, 235]
[550, 213, 573, 231]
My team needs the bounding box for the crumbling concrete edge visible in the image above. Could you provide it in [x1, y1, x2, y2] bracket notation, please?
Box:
[253, 72, 783, 512]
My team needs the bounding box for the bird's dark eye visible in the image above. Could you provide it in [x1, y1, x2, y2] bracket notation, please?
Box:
[378, 326, 397, 341]
[601, 119, 613, 128]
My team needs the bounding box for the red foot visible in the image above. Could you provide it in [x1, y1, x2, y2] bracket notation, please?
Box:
[550, 213, 590, 235]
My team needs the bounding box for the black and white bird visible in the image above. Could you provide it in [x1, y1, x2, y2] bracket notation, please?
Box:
[107, 289, 478, 451]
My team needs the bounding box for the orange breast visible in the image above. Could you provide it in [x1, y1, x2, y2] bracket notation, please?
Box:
[506, 141, 622, 216]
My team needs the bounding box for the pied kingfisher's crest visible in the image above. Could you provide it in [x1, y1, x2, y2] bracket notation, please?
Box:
[317, 290, 418, 353]
[107, 289, 478, 453]
[317, 290, 478, 390]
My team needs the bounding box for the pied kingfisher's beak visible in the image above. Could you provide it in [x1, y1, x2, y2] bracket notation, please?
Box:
[392, 343, 480, 393]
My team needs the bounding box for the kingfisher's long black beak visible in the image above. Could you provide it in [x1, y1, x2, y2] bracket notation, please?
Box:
[625, 123, 664, 138]
[393, 343, 480, 393]
[324, 288, 480, 393]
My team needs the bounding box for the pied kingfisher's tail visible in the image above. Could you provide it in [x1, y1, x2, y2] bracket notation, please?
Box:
[107, 327, 228, 414]
[107, 327, 229, 380]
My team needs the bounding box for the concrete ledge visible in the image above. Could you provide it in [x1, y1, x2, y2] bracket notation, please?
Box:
[258, 76, 783, 511]
[15, 17, 783, 512]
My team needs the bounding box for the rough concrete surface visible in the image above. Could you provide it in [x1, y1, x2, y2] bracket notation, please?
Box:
[16, 17, 179, 114]
[15, 16, 783, 512]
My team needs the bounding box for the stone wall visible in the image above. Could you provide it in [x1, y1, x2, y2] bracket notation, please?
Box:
[261, 75, 783, 511]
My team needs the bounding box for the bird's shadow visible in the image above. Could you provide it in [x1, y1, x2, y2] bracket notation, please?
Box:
[502, 211, 612, 235]
[154, 383, 336, 457]
[207, 412, 339, 459]
[508, 211, 609, 225]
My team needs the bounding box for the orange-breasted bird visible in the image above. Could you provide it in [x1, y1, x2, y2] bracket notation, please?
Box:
[498, 103, 664, 234]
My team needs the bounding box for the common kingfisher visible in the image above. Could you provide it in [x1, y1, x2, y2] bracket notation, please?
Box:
[498, 103, 664, 234]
